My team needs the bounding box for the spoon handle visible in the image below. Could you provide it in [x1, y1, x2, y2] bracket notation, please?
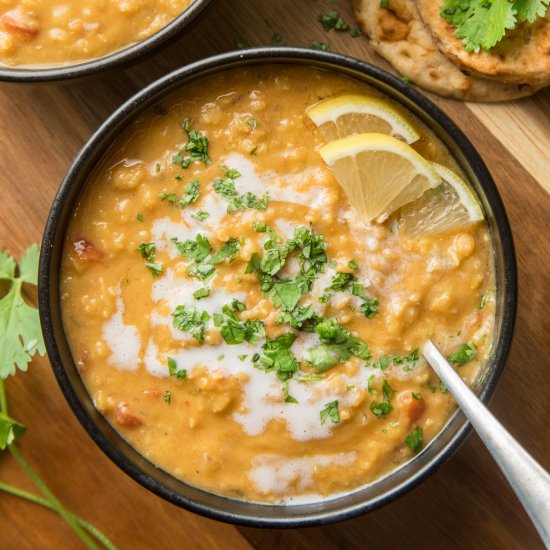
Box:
[423, 340, 550, 546]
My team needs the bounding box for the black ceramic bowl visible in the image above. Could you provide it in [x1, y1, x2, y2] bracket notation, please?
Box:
[0, 0, 212, 83]
[39, 47, 517, 527]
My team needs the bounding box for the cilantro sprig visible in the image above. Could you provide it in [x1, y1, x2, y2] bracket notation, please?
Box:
[441, 0, 549, 52]
[0, 245, 117, 549]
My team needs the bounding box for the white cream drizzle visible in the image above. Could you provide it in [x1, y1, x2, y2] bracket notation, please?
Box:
[249, 452, 357, 497]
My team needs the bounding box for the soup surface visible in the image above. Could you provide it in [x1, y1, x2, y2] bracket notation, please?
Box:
[0, 0, 194, 67]
[61, 66, 495, 503]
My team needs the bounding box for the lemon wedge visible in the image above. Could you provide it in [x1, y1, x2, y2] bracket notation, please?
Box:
[307, 94, 420, 144]
[398, 163, 484, 238]
[319, 133, 440, 222]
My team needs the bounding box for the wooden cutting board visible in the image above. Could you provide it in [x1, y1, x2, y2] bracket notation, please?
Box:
[0, 1, 549, 548]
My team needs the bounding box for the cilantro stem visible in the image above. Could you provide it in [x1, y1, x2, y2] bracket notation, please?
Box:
[0, 481, 117, 550]
[8, 443, 99, 549]
[0, 377, 7, 414]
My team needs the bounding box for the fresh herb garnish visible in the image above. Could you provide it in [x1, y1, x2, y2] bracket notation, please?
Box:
[172, 306, 211, 344]
[253, 333, 299, 381]
[318, 10, 362, 37]
[322, 271, 379, 318]
[371, 348, 419, 371]
[282, 381, 299, 404]
[171, 235, 215, 282]
[311, 40, 330, 51]
[191, 211, 209, 222]
[172, 119, 211, 168]
[370, 379, 395, 418]
[305, 318, 371, 373]
[167, 357, 187, 379]
[213, 166, 270, 213]
[136, 213, 143, 222]
[193, 287, 211, 300]
[137, 242, 163, 277]
[320, 400, 340, 424]
[448, 341, 477, 364]
[440, 0, 548, 52]
[276, 304, 323, 332]
[208, 238, 241, 265]
[163, 390, 172, 404]
[0, 246, 115, 548]
[213, 300, 265, 345]
[348, 259, 358, 270]
[406, 426, 423, 453]
[159, 179, 200, 209]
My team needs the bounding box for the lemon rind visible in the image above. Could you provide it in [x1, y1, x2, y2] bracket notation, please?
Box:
[307, 94, 420, 144]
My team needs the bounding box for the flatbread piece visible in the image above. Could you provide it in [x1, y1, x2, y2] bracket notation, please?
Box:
[352, 0, 542, 101]
[417, 0, 550, 86]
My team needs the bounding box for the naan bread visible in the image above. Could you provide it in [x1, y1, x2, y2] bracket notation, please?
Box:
[352, 0, 541, 101]
[417, 0, 550, 86]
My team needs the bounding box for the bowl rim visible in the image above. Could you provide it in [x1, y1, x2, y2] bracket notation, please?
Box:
[38, 46, 517, 527]
[0, 0, 212, 83]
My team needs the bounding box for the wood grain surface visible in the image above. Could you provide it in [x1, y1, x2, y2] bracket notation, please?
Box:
[1, 1, 549, 549]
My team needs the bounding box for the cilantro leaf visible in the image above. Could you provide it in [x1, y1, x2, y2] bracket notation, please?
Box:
[441, 0, 517, 52]
[172, 306, 211, 344]
[213, 166, 270, 213]
[305, 318, 371, 373]
[172, 119, 210, 168]
[215, 300, 265, 345]
[254, 333, 299, 381]
[167, 357, 187, 379]
[0, 245, 46, 378]
[448, 341, 477, 364]
[208, 238, 241, 265]
[406, 426, 423, 453]
[514, 0, 549, 22]
[320, 400, 340, 424]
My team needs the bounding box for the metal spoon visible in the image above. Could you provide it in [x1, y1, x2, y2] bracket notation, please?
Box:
[422, 340, 550, 546]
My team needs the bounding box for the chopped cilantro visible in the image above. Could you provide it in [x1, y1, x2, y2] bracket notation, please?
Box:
[380, 0, 389, 7]
[163, 390, 172, 404]
[360, 299, 380, 319]
[371, 349, 419, 371]
[159, 179, 200, 208]
[320, 400, 340, 424]
[193, 287, 210, 300]
[406, 426, 423, 453]
[367, 375, 377, 395]
[172, 234, 211, 262]
[238, 354, 247, 361]
[371, 379, 394, 418]
[213, 166, 270, 213]
[167, 357, 187, 380]
[214, 300, 265, 345]
[145, 262, 163, 277]
[276, 304, 323, 332]
[348, 259, 358, 270]
[411, 392, 423, 400]
[448, 341, 477, 364]
[305, 318, 371, 373]
[311, 40, 330, 51]
[249, 147, 258, 156]
[208, 238, 241, 265]
[172, 119, 210, 168]
[440, 381, 449, 393]
[282, 381, 299, 404]
[191, 211, 209, 222]
[137, 242, 163, 277]
[172, 305, 211, 344]
[136, 213, 143, 222]
[137, 242, 156, 261]
[244, 118, 258, 129]
[253, 333, 299, 381]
